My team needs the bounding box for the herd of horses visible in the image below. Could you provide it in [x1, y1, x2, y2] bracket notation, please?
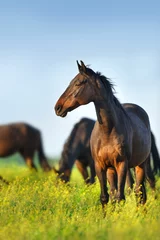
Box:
[0, 60, 160, 211]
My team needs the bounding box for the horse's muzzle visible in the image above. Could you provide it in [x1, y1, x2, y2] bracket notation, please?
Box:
[54, 104, 67, 117]
[55, 104, 62, 115]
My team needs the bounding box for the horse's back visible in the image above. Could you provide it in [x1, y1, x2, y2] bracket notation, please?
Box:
[123, 103, 150, 129]
[0, 122, 39, 157]
[77, 118, 95, 143]
[66, 117, 95, 150]
[0, 122, 39, 139]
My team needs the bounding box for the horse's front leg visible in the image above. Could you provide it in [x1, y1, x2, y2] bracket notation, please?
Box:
[95, 162, 109, 208]
[115, 160, 128, 202]
[107, 167, 117, 202]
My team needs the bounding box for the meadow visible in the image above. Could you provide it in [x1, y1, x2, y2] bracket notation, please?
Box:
[0, 155, 160, 240]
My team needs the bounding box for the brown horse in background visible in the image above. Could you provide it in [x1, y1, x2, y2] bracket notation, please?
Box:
[54, 117, 159, 192]
[0, 122, 51, 172]
[55, 61, 152, 207]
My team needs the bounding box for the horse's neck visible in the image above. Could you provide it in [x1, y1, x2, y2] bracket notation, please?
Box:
[60, 156, 73, 171]
[60, 127, 79, 171]
[60, 143, 81, 171]
[94, 99, 119, 133]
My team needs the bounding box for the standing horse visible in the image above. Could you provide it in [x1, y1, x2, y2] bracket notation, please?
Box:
[54, 117, 159, 190]
[55, 61, 152, 206]
[0, 122, 51, 172]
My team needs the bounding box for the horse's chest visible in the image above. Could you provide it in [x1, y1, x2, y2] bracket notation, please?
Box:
[98, 144, 119, 162]
[91, 137, 125, 167]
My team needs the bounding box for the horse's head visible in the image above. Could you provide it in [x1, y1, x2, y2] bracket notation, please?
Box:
[53, 166, 71, 183]
[55, 61, 97, 117]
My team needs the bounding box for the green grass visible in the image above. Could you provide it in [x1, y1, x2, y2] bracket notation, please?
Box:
[0, 156, 160, 240]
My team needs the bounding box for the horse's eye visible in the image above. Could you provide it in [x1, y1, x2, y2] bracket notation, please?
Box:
[75, 79, 87, 86]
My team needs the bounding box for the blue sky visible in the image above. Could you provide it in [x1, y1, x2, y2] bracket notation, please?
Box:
[0, 0, 160, 157]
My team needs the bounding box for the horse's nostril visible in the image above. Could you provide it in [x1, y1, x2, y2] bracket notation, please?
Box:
[56, 105, 62, 113]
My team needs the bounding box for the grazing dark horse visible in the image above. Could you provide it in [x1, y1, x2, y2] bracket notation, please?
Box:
[0, 122, 51, 172]
[55, 60, 152, 206]
[54, 117, 96, 184]
[54, 117, 159, 192]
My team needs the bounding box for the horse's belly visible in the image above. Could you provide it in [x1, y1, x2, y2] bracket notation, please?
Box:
[129, 154, 149, 168]
[129, 137, 151, 168]
[126, 107, 151, 167]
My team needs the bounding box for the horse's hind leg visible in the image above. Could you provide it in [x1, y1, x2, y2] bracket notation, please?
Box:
[39, 160, 52, 172]
[20, 151, 37, 171]
[126, 169, 134, 194]
[75, 160, 90, 184]
[134, 162, 146, 205]
[25, 157, 38, 171]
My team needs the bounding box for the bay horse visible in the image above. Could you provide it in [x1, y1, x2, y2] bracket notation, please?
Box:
[0, 122, 51, 172]
[55, 61, 152, 206]
[54, 117, 159, 192]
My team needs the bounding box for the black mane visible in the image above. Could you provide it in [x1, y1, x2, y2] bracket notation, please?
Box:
[95, 71, 127, 115]
[96, 71, 115, 93]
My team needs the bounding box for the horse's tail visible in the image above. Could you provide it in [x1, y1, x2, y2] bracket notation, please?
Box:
[145, 155, 156, 190]
[37, 130, 52, 172]
[151, 132, 160, 175]
[0, 176, 9, 185]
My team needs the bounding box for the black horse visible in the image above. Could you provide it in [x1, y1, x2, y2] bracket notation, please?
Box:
[54, 118, 96, 183]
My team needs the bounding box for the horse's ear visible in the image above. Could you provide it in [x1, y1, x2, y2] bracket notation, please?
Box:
[80, 60, 87, 73]
[76, 60, 87, 74]
[77, 60, 82, 73]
